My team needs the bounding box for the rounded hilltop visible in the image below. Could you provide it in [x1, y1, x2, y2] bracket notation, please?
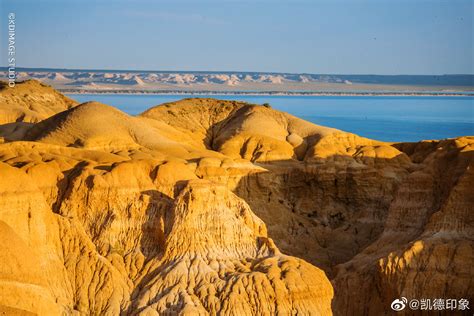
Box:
[0, 80, 77, 124]
[24, 101, 197, 157]
[0, 81, 412, 164]
[140, 97, 406, 162]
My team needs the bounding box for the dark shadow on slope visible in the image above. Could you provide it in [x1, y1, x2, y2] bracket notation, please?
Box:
[238, 144, 466, 271]
[226, 140, 472, 315]
[52, 161, 90, 214]
[0, 122, 35, 141]
[232, 154, 413, 275]
[139, 189, 175, 259]
[125, 181, 192, 315]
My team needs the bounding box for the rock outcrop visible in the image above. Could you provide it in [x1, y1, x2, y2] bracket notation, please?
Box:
[0, 81, 472, 315]
[0, 80, 77, 141]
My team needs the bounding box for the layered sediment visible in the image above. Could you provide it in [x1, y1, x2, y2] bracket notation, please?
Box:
[0, 80, 472, 315]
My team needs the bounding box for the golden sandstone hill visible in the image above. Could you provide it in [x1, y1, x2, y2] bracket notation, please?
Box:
[0, 80, 472, 315]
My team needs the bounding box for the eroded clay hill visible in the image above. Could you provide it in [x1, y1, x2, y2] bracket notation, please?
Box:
[0, 81, 472, 315]
[0, 80, 77, 141]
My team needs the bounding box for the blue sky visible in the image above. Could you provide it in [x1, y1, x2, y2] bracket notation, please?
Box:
[1, 0, 472, 74]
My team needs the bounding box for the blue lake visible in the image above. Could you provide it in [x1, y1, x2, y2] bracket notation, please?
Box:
[67, 94, 474, 142]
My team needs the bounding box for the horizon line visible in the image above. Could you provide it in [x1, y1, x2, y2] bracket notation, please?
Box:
[1, 67, 473, 77]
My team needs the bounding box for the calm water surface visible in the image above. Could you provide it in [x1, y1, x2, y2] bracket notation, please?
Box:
[67, 94, 474, 142]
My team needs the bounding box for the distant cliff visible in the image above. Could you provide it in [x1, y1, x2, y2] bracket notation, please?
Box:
[1, 68, 473, 93]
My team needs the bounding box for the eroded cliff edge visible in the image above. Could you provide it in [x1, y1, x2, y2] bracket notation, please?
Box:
[0, 80, 472, 315]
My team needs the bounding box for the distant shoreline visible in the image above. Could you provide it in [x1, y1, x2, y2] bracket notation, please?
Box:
[61, 89, 474, 97]
[2, 70, 473, 96]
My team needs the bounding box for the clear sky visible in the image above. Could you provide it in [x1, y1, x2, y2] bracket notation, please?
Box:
[1, 0, 473, 74]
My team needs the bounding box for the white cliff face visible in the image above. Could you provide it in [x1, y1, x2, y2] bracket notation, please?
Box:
[6, 71, 330, 89]
[5, 72, 472, 93]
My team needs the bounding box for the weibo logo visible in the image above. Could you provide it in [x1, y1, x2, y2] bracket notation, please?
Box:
[391, 297, 407, 311]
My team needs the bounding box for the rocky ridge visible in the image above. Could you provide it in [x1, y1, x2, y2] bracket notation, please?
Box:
[0, 80, 472, 315]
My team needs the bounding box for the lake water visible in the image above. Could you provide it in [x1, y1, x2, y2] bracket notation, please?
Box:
[67, 94, 474, 142]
